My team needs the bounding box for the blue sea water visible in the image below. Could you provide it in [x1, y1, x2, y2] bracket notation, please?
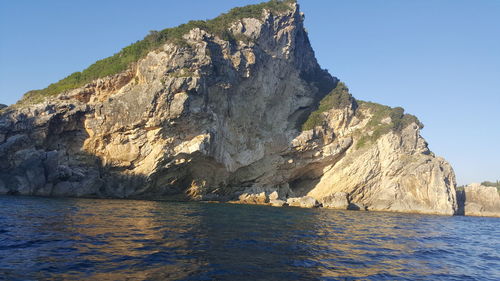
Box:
[0, 196, 498, 280]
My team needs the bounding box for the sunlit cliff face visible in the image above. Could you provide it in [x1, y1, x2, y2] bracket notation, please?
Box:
[0, 2, 457, 215]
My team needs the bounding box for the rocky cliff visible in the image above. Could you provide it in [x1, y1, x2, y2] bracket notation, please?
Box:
[0, 1, 458, 215]
[457, 183, 500, 217]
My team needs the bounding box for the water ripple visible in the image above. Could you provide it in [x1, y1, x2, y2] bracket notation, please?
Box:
[0, 196, 499, 280]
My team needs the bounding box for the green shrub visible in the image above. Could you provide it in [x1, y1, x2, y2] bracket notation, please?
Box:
[300, 80, 423, 148]
[301, 111, 323, 131]
[301, 81, 353, 131]
[481, 180, 499, 187]
[355, 124, 392, 149]
[357, 101, 422, 131]
[481, 181, 500, 193]
[355, 101, 423, 149]
[17, 0, 295, 106]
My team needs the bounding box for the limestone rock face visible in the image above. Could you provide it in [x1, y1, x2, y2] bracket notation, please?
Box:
[457, 184, 500, 217]
[0, 2, 460, 215]
[282, 102, 457, 215]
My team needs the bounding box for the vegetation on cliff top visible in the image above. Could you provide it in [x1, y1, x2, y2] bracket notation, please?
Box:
[457, 181, 500, 194]
[300, 81, 422, 149]
[301, 81, 421, 132]
[482, 180, 500, 193]
[17, 0, 295, 106]
[355, 101, 422, 149]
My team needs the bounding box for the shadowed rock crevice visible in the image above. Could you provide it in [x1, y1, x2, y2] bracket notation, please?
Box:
[456, 189, 465, 216]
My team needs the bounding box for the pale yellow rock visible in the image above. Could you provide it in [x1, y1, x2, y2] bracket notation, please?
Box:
[239, 192, 267, 205]
[269, 199, 286, 207]
[269, 191, 279, 201]
[287, 196, 319, 208]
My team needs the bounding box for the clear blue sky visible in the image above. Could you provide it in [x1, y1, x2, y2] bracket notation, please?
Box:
[1, 0, 499, 185]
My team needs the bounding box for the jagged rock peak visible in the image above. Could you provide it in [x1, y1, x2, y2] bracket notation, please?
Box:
[12, 0, 329, 108]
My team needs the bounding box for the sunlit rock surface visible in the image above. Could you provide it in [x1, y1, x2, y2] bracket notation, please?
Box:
[457, 183, 500, 217]
[0, 2, 460, 215]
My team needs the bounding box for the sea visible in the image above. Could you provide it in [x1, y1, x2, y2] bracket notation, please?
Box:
[0, 195, 498, 280]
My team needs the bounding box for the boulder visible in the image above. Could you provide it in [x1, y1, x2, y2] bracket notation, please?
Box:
[269, 191, 279, 201]
[238, 192, 267, 205]
[320, 192, 349, 209]
[286, 196, 319, 208]
[347, 202, 368, 211]
[269, 199, 286, 207]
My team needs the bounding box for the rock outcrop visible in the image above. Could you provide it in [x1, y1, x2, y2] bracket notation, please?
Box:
[457, 183, 500, 217]
[287, 196, 320, 208]
[0, 1, 459, 215]
[321, 192, 349, 210]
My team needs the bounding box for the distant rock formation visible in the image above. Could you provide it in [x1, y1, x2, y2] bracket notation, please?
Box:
[457, 183, 500, 217]
[0, 1, 459, 215]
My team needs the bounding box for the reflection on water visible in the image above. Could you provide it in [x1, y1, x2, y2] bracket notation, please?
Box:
[0, 196, 499, 280]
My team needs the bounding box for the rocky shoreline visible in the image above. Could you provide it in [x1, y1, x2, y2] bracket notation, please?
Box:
[2, 187, 499, 218]
[230, 185, 500, 217]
